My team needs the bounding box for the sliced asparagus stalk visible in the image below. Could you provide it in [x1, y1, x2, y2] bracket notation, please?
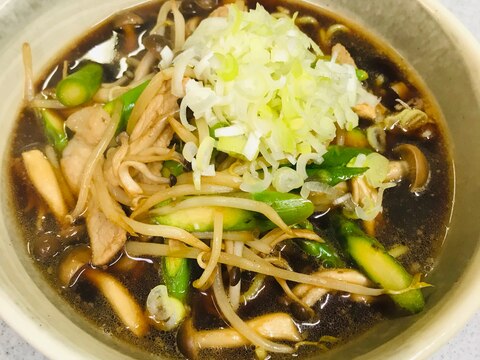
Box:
[56, 63, 103, 107]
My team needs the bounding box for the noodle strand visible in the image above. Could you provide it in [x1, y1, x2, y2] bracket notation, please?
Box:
[212, 267, 295, 354]
[150, 196, 292, 233]
[125, 241, 384, 296]
[193, 211, 223, 289]
[70, 102, 122, 220]
[22, 43, 34, 103]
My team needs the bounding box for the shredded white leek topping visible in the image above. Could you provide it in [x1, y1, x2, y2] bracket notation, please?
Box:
[172, 4, 379, 191]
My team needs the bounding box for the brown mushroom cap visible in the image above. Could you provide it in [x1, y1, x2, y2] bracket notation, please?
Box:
[393, 144, 430, 192]
[177, 317, 199, 360]
[57, 244, 91, 287]
[113, 12, 144, 29]
[142, 34, 173, 59]
[194, 0, 219, 11]
[390, 81, 410, 101]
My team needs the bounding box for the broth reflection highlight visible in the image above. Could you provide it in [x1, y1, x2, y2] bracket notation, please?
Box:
[9, 0, 453, 359]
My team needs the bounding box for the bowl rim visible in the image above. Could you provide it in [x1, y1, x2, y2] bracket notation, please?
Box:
[401, 0, 480, 354]
[1, 0, 480, 359]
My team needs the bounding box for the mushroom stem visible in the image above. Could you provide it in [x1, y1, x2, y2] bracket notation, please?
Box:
[185, 16, 201, 37]
[198, 313, 301, 348]
[300, 287, 329, 307]
[59, 246, 149, 337]
[178, 313, 301, 359]
[114, 12, 145, 53]
[351, 176, 378, 205]
[123, 24, 138, 53]
[83, 268, 149, 337]
[293, 269, 372, 307]
[22, 149, 68, 222]
[385, 160, 409, 182]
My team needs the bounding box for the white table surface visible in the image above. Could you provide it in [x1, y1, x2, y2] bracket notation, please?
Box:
[1, 0, 479, 359]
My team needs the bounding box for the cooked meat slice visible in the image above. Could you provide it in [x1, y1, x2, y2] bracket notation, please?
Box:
[61, 105, 127, 265]
[61, 106, 110, 193]
[86, 199, 127, 266]
[64, 106, 110, 146]
[353, 103, 377, 120]
[129, 91, 179, 144]
[60, 138, 94, 194]
[332, 43, 356, 67]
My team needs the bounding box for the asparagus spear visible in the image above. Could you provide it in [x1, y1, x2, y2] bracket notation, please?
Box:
[297, 240, 345, 268]
[300, 145, 372, 186]
[40, 109, 68, 153]
[161, 256, 190, 302]
[250, 191, 314, 231]
[104, 80, 150, 133]
[306, 166, 368, 186]
[153, 191, 314, 232]
[56, 63, 103, 107]
[293, 221, 345, 268]
[332, 214, 425, 313]
[41, 79, 148, 154]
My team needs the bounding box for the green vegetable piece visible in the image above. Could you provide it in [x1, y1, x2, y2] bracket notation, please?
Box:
[153, 191, 314, 232]
[345, 128, 369, 148]
[161, 256, 190, 302]
[153, 207, 257, 232]
[332, 215, 425, 313]
[104, 80, 150, 134]
[56, 63, 103, 107]
[294, 220, 314, 231]
[303, 145, 371, 184]
[298, 240, 345, 268]
[306, 166, 368, 186]
[40, 109, 68, 153]
[161, 160, 184, 178]
[356, 69, 369, 81]
[250, 191, 314, 231]
[320, 145, 372, 168]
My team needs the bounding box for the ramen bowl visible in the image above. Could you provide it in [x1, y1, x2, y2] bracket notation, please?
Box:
[0, 0, 479, 359]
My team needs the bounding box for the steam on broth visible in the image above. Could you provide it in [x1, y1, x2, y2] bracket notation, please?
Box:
[9, 0, 453, 359]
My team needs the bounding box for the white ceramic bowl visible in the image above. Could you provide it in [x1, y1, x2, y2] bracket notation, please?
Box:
[0, 0, 479, 359]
